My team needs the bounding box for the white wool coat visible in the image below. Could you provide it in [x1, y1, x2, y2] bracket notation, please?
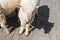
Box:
[0, 0, 20, 16]
[18, 0, 39, 25]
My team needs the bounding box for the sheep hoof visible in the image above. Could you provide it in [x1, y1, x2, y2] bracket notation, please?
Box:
[6, 30, 10, 35]
[19, 26, 25, 35]
[25, 31, 29, 36]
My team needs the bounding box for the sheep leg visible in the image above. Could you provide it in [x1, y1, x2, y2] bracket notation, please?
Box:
[18, 7, 26, 35]
[0, 14, 10, 34]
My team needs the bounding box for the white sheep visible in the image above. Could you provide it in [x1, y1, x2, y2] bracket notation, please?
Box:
[18, 0, 39, 36]
[0, 0, 20, 34]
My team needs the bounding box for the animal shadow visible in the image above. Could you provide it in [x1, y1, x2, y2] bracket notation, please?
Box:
[6, 10, 20, 33]
[31, 5, 54, 34]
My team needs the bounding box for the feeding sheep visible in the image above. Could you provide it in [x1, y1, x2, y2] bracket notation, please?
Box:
[18, 0, 39, 36]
